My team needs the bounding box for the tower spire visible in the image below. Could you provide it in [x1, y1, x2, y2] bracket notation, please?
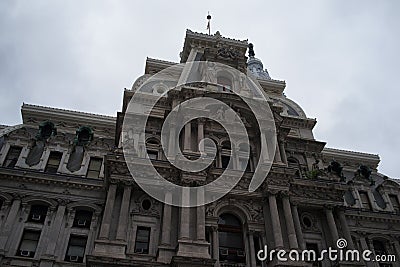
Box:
[206, 12, 211, 35]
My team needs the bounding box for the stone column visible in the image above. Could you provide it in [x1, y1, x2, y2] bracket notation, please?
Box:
[268, 193, 284, 248]
[282, 196, 298, 249]
[197, 188, 206, 241]
[179, 188, 190, 240]
[168, 121, 176, 158]
[338, 210, 355, 249]
[0, 199, 21, 251]
[325, 208, 339, 243]
[116, 186, 132, 241]
[197, 119, 204, 153]
[279, 140, 287, 165]
[367, 239, 380, 267]
[212, 226, 219, 263]
[248, 231, 257, 267]
[359, 236, 374, 267]
[161, 192, 172, 245]
[260, 132, 270, 162]
[183, 122, 192, 152]
[392, 241, 400, 266]
[45, 204, 66, 255]
[291, 203, 305, 250]
[274, 143, 282, 163]
[99, 184, 117, 239]
[231, 147, 239, 170]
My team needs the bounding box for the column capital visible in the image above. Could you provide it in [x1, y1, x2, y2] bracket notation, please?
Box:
[210, 225, 218, 232]
[266, 188, 280, 196]
[279, 190, 291, 198]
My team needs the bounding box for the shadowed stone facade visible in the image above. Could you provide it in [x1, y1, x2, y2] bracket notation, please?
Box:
[0, 29, 399, 267]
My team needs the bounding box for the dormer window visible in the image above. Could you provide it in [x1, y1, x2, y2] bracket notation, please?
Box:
[86, 157, 103, 178]
[389, 194, 400, 213]
[3, 146, 22, 168]
[45, 151, 63, 174]
[359, 191, 372, 210]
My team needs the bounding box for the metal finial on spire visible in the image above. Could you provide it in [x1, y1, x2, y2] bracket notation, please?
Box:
[206, 12, 211, 35]
[248, 43, 255, 57]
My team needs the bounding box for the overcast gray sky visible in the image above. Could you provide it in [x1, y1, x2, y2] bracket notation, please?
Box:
[1, 0, 399, 178]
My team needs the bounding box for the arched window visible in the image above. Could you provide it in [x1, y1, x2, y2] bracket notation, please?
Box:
[218, 213, 245, 264]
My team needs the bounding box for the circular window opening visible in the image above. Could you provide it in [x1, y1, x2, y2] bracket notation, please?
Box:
[302, 216, 312, 228]
[142, 199, 151, 210]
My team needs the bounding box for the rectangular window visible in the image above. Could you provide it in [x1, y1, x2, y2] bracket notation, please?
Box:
[65, 235, 87, 263]
[147, 150, 158, 160]
[359, 191, 372, 210]
[134, 227, 150, 254]
[221, 155, 230, 169]
[86, 157, 103, 178]
[45, 151, 63, 173]
[17, 230, 41, 258]
[305, 243, 321, 267]
[3, 146, 22, 168]
[28, 205, 48, 224]
[389, 194, 400, 213]
[73, 210, 93, 229]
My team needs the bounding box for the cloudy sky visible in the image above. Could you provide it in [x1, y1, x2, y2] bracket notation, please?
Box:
[1, 1, 399, 178]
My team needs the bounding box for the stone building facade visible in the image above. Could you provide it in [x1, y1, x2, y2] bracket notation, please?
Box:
[0, 29, 399, 267]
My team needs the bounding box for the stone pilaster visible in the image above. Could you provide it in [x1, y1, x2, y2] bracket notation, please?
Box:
[268, 192, 284, 248]
[116, 186, 132, 241]
[282, 195, 298, 249]
[99, 184, 117, 239]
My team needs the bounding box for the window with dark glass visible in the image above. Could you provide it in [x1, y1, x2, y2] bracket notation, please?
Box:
[73, 210, 93, 229]
[86, 157, 102, 178]
[3, 146, 22, 168]
[373, 240, 392, 267]
[218, 213, 245, 264]
[288, 157, 301, 177]
[305, 243, 321, 267]
[28, 205, 48, 224]
[220, 141, 232, 169]
[65, 235, 87, 263]
[146, 138, 160, 160]
[17, 230, 41, 258]
[389, 194, 400, 213]
[359, 191, 372, 210]
[147, 150, 158, 160]
[135, 227, 150, 254]
[45, 151, 63, 173]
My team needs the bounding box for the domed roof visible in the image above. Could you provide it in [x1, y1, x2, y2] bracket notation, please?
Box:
[247, 43, 271, 80]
